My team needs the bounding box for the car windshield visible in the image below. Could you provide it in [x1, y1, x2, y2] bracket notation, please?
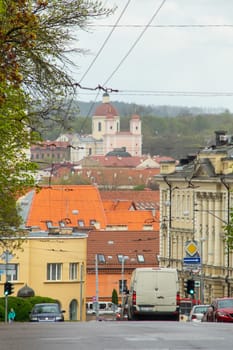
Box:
[33, 305, 59, 314]
[218, 299, 233, 308]
[193, 306, 208, 314]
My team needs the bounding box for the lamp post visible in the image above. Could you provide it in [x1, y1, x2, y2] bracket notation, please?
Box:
[95, 254, 99, 321]
[199, 238, 205, 304]
[121, 255, 128, 315]
[163, 176, 172, 267]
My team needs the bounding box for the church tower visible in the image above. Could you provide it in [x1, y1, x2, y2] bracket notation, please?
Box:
[92, 93, 120, 141]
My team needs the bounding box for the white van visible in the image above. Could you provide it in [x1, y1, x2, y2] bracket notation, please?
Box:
[127, 267, 179, 321]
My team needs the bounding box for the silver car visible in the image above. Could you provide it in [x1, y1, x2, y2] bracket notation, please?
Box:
[189, 304, 209, 322]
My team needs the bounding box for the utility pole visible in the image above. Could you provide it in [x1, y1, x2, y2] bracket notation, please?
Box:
[4, 250, 9, 324]
[95, 254, 99, 321]
[80, 263, 84, 321]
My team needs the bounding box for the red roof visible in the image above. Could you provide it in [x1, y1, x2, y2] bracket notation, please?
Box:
[94, 103, 118, 118]
[87, 230, 160, 269]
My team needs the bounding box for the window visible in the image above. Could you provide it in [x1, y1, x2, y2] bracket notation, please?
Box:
[118, 254, 124, 263]
[69, 263, 78, 280]
[6, 264, 18, 281]
[98, 122, 102, 131]
[59, 220, 66, 227]
[137, 255, 145, 263]
[47, 263, 62, 281]
[90, 219, 96, 226]
[46, 221, 53, 228]
[97, 254, 105, 264]
[117, 255, 128, 263]
[78, 220, 85, 227]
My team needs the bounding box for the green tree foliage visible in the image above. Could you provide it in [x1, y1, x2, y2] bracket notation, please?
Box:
[0, 0, 114, 248]
[224, 212, 233, 252]
[111, 288, 118, 306]
[0, 296, 58, 322]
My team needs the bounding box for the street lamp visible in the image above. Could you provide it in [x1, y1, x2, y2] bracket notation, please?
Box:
[95, 253, 107, 321]
[199, 238, 205, 304]
[120, 255, 129, 314]
[95, 254, 99, 321]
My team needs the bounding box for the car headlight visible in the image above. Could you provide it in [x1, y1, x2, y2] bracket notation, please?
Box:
[30, 316, 38, 321]
[55, 316, 63, 321]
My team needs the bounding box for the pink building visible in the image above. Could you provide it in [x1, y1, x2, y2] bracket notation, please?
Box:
[92, 93, 142, 156]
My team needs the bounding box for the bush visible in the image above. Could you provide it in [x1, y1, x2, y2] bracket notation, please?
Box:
[0, 296, 58, 322]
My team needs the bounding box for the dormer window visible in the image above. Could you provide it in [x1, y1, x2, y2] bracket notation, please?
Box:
[46, 221, 53, 228]
[90, 219, 96, 226]
[78, 220, 85, 227]
[137, 254, 145, 263]
[59, 221, 66, 227]
[97, 254, 105, 263]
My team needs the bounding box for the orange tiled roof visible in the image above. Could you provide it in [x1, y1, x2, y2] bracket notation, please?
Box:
[105, 210, 159, 231]
[102, 200, 134, 211]
[26, 185, 107, 230]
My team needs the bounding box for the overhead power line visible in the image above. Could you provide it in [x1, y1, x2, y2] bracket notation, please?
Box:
[103, 0, 167, 86]
[76, 89, 233, 98]
[79, 0, 132, 84]
[77, 0, 132, 133]
[87, 24, 233, 28]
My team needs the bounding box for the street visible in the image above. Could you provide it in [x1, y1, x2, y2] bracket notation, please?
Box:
[0, 320, 233, 350]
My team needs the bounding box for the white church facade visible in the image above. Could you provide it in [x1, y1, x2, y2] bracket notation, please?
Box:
[56, 93, 142, 162]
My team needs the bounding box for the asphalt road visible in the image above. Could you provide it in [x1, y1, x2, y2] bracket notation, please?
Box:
[0, 320, 233, 350]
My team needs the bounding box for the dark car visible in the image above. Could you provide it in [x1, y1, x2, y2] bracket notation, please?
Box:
[205, 297, 233, 322]
[29, 303, 65, 322]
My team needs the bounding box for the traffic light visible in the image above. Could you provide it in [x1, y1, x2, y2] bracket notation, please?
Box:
[187, 279, 195, 295]
[4, 282, 14, 296]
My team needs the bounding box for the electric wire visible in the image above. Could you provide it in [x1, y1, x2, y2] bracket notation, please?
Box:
[103, 0, 167, 86]
[77, 1, 132, 133]
[76, 89, 233, 98]
[87, 24, 233, 28]
[78, 0, 132, 84]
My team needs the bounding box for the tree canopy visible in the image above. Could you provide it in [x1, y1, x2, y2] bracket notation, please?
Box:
[0, 0, 114, 248]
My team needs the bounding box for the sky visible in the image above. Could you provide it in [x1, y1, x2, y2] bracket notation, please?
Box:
[69, 0, 233, 112]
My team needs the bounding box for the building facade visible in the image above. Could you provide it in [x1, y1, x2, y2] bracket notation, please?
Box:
[0, 231, 87, 321]
[156, 131, 233, 304]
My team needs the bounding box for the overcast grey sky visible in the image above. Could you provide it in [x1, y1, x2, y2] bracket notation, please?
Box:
[71, 0, 233, 112]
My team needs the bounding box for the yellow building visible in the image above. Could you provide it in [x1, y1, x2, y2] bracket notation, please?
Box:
[0, 230, 87, 321]
[156, 131, 233, 304]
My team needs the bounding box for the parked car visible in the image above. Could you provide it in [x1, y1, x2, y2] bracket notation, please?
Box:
[29, 303, 65, 322]
[204, 297, 233, 322]
[189, 304, 209, 322]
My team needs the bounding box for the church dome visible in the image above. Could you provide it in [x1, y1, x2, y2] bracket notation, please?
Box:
[17, 284, 35, 298]
[106, 147, 132, 157]
[94, 93, 118, 118]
